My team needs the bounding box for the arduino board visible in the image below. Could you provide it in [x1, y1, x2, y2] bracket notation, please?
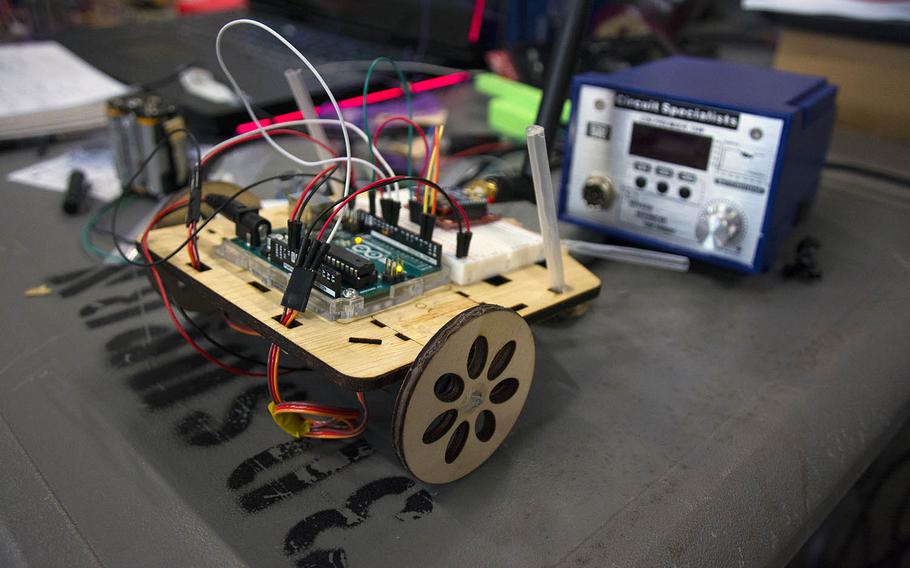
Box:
[217, 211, 449, 321]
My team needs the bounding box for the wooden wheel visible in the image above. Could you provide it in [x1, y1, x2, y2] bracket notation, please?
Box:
[393, 304, 535, 484]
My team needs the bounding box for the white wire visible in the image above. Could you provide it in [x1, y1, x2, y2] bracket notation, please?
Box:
[215, 19, 353, 242]
[203, 119, 396, 181]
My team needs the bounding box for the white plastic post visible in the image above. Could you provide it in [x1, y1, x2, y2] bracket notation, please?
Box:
[284, 68, 342, 198]
[525, 125, 566, 293]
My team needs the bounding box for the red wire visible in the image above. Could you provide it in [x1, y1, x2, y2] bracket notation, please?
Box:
[187, 223, 201, 269]
[445, 140, 512, 161]
[191, 129, 344, 268]
[222, 311, 260, 336]
[201, 129, 336, 166]
[267, 309, 296, 402]
[141, 200, 266, 378]
[372, 116, 431, 179]
[316, 176, 471, 241]
[267, 309, 367, 438]
[291, 165, 337, 220]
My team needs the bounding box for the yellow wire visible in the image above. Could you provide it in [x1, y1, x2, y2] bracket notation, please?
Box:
[423, 128, 440, 214]
[431, 125, 444, 214]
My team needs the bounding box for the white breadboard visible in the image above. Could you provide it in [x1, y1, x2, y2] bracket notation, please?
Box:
[400, 216, 544, 285]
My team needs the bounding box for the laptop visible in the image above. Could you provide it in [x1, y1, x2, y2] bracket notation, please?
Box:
[54, 1, 483, 136]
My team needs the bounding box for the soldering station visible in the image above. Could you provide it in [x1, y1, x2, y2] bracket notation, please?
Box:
[560, 56, 837, 272]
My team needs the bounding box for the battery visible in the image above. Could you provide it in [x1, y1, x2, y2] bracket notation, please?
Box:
[135, 96, 189, 197]
[107, 94, 189, 197]
[105, 97, 134, 188]
[123, 95, 147, 189]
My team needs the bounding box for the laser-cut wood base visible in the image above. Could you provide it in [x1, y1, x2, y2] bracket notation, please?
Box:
[146, 206, 601, 390]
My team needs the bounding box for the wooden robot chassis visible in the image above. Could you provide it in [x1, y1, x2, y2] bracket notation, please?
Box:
[148, 206, 601, 483]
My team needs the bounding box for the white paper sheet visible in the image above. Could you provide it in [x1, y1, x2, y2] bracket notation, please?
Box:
[7, 144, 123, 201]
[0, 41, 128, 139]
[7, 142, 215, 202]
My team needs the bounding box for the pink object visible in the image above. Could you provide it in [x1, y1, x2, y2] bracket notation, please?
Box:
[177, 0, 247, 15]
[235, 71, 472, 134]
[468, 0, 486, 43]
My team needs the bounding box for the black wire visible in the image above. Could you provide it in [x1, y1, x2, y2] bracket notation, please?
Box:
[825, 161, 910, 189]
[113, 171, 317, 267]
[303, 176, 466, 248]
[173, 303, 309, 372]
[293, 167, 338, 222]
[92, 193, 156, 244]
[110, 127, 201, 264]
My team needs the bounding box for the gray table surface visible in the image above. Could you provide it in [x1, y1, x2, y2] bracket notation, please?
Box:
[0, 126, 908, 568]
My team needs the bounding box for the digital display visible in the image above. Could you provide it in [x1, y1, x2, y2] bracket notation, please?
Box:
[629, 123, 713, 170]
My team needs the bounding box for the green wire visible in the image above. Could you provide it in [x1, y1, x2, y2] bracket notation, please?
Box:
[362, 57, 413, 183]
[80, 194, 135, 263]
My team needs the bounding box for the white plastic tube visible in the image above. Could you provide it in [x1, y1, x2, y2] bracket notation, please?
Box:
[525, 125, 566, 293]
[284, 69, 342, 197]
[562, 239, 690, 272]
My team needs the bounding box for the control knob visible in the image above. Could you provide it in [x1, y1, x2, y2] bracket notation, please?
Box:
[695, 201, 746, 249]
[582, 175, 615, 209]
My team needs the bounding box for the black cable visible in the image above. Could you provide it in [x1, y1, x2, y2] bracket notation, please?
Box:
[825, 161, 910, 189]
[173, 303, 309, 372]
[302, 176, 466, 250]
[293, 166, 338, 222]
[110, 127, 201, 263]
[92, 193, 156, 244]
[113, 171, 317, 267]
[522, 0, 592, 183]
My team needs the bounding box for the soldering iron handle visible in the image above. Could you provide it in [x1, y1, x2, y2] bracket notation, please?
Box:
[522, 0, 593, 184]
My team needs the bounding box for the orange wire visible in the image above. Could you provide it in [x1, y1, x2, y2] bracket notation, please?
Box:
[222, 312, 260, 336]
[267, 309, 367, 439]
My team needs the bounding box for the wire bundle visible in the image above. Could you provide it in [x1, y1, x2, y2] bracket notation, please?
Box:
[99, 19, 477, 442]
[424, 124, 446, 215]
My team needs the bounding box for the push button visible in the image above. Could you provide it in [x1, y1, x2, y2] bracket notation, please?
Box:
[656, 181, 669, 193]
[634, 162, 651, 173]
[656, 166, 673, 177]
[678, 172, 696, 182]
[635, 176, 647, 189]
[679, 186, 692, 199]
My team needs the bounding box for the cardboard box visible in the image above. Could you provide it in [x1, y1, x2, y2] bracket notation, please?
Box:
[774, 29, 910, 140]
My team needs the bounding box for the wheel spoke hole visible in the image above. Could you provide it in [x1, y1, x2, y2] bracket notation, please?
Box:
[466, 336, 488, 379]
[475, 410, 496, 442]
[434, 373, 464, 403]
[490, 378, 520, 404]
[487, 340, 516, 381]
[423, 409, 457, 444]
[445, 421, 470, 463]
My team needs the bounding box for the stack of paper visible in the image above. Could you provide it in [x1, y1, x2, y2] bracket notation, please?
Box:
[0, 41, 129, 140]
